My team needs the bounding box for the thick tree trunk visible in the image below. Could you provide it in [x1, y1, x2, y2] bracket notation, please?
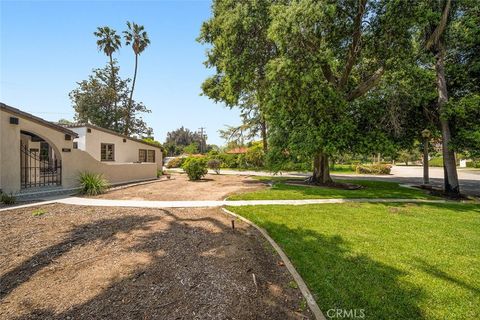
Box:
[125, 54, 138, 136]
[109, 54, 119, 131]
[311, 152, 333, 184]
[435, 44, 460, 196]
[423, 138, 430, 185]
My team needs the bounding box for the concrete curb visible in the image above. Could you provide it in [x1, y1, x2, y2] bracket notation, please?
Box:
[221, 207, 326, 320]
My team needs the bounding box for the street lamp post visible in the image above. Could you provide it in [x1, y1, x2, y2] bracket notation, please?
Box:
[421, 129, 431, 185]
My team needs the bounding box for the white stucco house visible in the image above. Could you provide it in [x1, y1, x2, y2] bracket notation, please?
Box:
[0, 103, 162, 197]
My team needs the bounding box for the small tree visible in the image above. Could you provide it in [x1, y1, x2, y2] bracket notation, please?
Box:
[182, 157, 208, 181]
[207, 159, 222, 174]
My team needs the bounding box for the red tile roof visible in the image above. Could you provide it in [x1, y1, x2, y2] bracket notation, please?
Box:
[226, 147, 248, 154]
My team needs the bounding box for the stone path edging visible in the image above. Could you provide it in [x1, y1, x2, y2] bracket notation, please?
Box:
[222, 207, 326, 320]
[0, 197, 451, 212]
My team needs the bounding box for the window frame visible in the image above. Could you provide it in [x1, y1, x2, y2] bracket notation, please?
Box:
[139, 149, 147, 162]
[147, 150, 155, 163]
[101, 143, 115, 161]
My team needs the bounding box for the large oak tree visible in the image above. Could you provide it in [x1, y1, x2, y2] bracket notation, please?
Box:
[265, 0, 416, 183]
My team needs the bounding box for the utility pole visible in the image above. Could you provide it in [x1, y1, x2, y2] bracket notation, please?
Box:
[422, 129, 431, 185]
[198, 127, 207, 153]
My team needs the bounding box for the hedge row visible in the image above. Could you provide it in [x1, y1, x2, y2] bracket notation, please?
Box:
[355, 164, 392, 175]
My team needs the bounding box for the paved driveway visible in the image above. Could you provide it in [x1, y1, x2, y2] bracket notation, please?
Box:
[335, 166, 480, 197]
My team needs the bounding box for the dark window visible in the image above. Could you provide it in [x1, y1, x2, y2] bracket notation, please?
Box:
[139, 149, 147, 162]
[147, 150, 155, 163]
[101, 143, 115, 161]
[73, 142, 78, 149]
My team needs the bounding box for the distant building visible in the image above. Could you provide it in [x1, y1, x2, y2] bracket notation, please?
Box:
[226, 147, 248, 154]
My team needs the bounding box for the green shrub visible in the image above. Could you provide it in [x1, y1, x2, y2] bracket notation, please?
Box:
[355, 164, 392, 175]
[157, 169, 163, 178]
[236, 154, 248, 168]
[78, 172, 109, 196]
[429, 157, 444, 167]
[207, 159, 222, 174]
[166, 157, 185, 168]
[32, 209, 47, 217]
[466, 160, 480, 168]
[1, 192, 16, 205]
[182, 157, 208, 180]
[244, 142, 265, 168]
[217, 153, 239, 168]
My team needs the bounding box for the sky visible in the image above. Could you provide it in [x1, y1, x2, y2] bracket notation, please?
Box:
[0, 0, 241, 146]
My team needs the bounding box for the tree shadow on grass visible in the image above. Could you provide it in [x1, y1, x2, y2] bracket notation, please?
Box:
[261, 221, 426, 319]
[5, 209, 306, 320]
[412, 258, 480, 296]
[381, 201, 480, 213]
[270, 181, 432, 199]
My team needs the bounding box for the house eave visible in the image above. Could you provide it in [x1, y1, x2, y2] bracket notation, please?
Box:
[0, 102, 79, 138]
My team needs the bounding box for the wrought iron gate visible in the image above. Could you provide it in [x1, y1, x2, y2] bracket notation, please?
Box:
[20, 143, 62, 189]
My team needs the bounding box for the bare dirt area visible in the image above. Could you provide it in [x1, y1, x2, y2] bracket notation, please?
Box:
[95, 172, 267, 201]
[0, 204, 312, 319]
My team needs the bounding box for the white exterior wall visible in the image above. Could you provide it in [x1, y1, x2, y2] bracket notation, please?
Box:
[73, 127, 87, 150]
[0, 108, 161, 194]
[0, 108, 74, 193]
[70, 127, 162, 170]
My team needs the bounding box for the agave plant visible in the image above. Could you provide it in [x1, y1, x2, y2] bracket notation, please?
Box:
[78, 172, 109, 196]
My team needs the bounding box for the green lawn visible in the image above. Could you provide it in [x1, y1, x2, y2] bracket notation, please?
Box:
[329, 164, 356, 174]
[228, 179, 437, 200]
[228, 202, 480, 319]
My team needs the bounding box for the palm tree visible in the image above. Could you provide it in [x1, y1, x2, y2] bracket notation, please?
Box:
[123, 21, 150, 135]
[94, 26, 122, 129]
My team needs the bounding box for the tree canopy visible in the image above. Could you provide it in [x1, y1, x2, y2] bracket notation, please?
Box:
[69, 63, 152, 137]
[200, 0, 479, 193]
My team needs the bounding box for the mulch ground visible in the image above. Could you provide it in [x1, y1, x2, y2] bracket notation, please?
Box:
[94, 173, 267, 201]
[0, 204, 312, 319]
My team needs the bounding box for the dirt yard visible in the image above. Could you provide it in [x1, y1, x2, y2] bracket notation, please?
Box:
[95, 172, 267, 201]
[0, 204, 312, 319]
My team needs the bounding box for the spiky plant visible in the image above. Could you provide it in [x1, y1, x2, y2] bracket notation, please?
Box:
[78, 172, 109, 196]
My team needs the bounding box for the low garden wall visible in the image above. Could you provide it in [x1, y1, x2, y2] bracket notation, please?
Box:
[63, 149, 157, 188]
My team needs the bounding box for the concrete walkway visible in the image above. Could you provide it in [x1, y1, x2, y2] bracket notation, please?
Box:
[0, 196, 452, 212]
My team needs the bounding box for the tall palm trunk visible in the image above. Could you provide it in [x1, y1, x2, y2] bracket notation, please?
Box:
[435, 43, 460, 196]
[125, 54, 138, 135]
[311, 151, 333, 184]
[109, 54, 119, 130]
